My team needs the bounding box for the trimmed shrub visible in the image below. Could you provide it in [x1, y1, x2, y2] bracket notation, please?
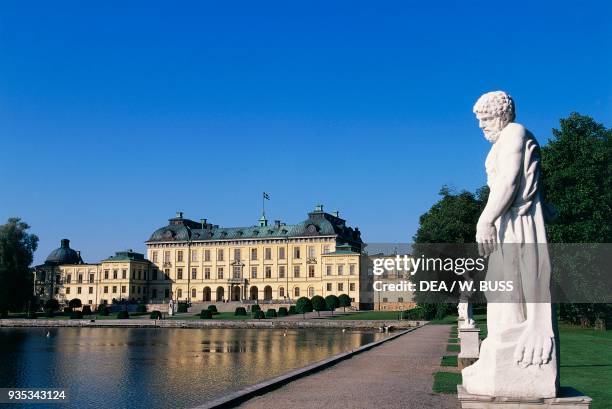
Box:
[117, 310, 130, 319]
[44, 299, 60, 311]
[97, 306, 109, 316]
[207, 305, 218, 314]
[325, 295, 340, 315]
[403, 307, 426, 320]
[288, 306, 297, 315]
[63, 307, 72, 313]
[200, 309, 213, 319]
[27, 311, 38, 319]
[70, 310, 83, 319]
[177, 303, 189, 313]
[311, 295, 326, 316]
[44, 309, 54, 318]
[296, 297, 313, 318]
[68, 298, 82, 309]
[235, 307, 247, 316]
[338, 294, 351, 311]
[250, 304, 261, 313]
[82, 306, 92, 315]
[278, 307, 288, 317]
[253, 310, 265, 319]
[265, 309, 277, 318]
[150, 310, 162, 319]
[137, 304, 147, 313]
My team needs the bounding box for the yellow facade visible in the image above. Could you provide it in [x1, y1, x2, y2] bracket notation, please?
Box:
[36, 206, 368, 309]
[146, 238, 362, 304]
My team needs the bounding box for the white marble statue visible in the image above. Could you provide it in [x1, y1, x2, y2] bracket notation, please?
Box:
[168, 299, 175, 316]
[458, 301, 475, 329]
[462, 91, 558, 398]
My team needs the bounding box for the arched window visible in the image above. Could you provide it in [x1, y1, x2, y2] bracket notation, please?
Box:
[177, 289, 183, 298]
[308, 287, 315, 297]
[279, 287, 285, 298]
[191, 288, 197, 298]
[294, 287, 300, 297]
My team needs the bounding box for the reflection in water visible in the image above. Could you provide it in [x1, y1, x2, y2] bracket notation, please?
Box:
[0, 328, 385, 408]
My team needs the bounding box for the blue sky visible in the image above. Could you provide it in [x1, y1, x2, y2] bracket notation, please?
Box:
[1, 1, 610, 264]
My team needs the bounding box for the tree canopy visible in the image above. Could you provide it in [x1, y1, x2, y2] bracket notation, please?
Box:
[541, 113, 611, 243]
[0, 218, 38, 314]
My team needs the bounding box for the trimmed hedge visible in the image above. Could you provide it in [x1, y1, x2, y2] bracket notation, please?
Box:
[265, 309, 277, 318]
[44, 309, 54, 318]
[250, 304, 261, 313]
[63, 307, 72, 313]
[44, 299, 60, 311]
[208, 305, 218, 314]
[116, 310, 130, 319]
[253, 310, 265, 319]
[97, 306, 109, 316]
[235, 307, 247, 316]
[82, 306, 92, 315]
[200, 309, 213, 319]
[177, 303, 189, 313]
[70, 311, 83, 319]
[278, 307, 288, 317]
[137, 304, 147, 313]
[288, 306, 297, 315]
[150, 310, 162, 319]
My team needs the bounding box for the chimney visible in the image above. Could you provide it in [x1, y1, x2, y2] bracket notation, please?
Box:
[315, 204, 323, 212]
[200, 218, 207, 228]
[274, 220, 281, 228]
[61, 239, 70, 248]
[333, 211, 339, 217]
[176, 211, 183, 218]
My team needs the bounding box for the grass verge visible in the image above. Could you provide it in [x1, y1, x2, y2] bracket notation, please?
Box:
[433, 372, 462, 393]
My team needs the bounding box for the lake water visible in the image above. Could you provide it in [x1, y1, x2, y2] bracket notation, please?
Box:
[0, 327, 386, 408]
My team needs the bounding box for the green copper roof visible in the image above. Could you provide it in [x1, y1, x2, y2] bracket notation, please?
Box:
[146, 206, 363, 246]
[102, 250, 147, 262]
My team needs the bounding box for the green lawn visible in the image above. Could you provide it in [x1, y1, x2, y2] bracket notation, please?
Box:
[432, 372, 462, 393]
[327, 311, 405, 320]
[446, 344, 460, 352]
[559, 324, 612, 408]
[429, 314, 460, 325]
[441, 355, 458, 367]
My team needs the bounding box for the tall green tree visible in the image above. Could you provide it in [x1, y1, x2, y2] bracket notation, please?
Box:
[0, 218, 39, 314]
[410, 187, 487, 305]
[413, 186, 487, 244]
[541, 113, 611, 243]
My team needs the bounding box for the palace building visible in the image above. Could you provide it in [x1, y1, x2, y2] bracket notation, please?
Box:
[34, 239, 153, 307]
[34, 205, 370, 309]
[145, 205, 366, 307]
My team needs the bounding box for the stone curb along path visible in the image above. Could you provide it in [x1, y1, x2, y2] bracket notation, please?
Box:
[193, 327, 420, 409]
[0, 318, 424, 330]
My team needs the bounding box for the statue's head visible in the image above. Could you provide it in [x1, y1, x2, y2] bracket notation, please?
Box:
[473, 91, 515, 143]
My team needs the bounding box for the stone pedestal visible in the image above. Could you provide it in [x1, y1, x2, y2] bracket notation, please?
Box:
[458, 327, 480, 370]
[457, 385, 592, 408]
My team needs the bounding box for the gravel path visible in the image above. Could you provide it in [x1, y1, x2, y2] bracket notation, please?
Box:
[239, 324, 459, 409]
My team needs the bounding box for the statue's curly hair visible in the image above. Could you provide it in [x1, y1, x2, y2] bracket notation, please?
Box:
[473, 91, 515, 122]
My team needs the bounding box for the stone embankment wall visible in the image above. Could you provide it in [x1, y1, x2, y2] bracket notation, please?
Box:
[0, 319, 424, 330]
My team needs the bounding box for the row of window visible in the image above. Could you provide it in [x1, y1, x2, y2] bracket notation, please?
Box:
[64, 285, 146, 295]
[155, 264, 357, 281]
[63, 269, 147, 284]
[170, 282, 357, 300]
[152, 245, 334, 264]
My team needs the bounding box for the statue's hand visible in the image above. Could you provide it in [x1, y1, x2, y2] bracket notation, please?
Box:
[476, 220, 497, 257]
[513, 327, 554, 368]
